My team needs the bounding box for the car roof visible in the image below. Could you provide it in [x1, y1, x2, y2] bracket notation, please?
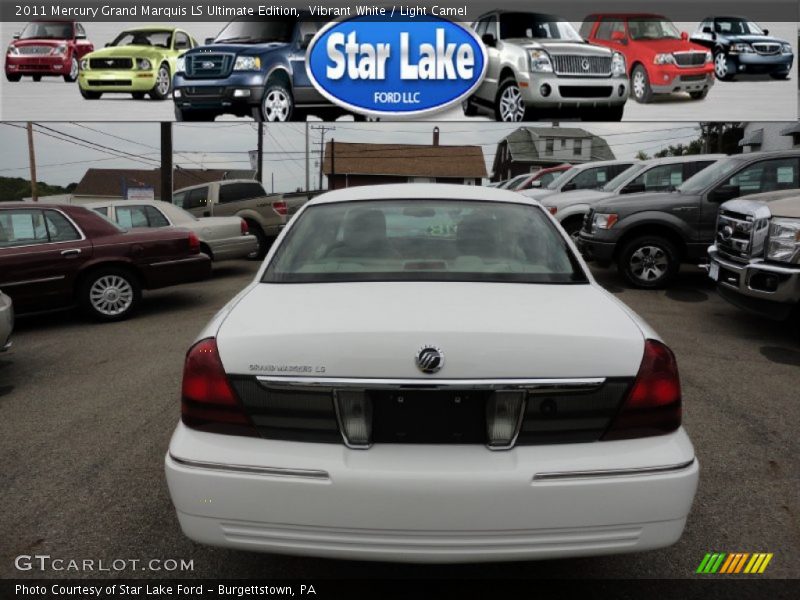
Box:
[307, 184, 543, 207]
[174, 179, 257, 193]
[641, 154, 726, 165]
[120, 27, 181, 32]
[570, 159, 639, 170]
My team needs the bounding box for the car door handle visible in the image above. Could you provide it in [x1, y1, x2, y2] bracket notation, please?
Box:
[61, 249, 81, 257]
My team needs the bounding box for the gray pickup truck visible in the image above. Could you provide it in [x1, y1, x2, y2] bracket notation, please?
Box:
[579, 150, 800, 288]
[172, 179, 309, 258]
[708, 191, 800, 326]
[465, 11, 629, 121]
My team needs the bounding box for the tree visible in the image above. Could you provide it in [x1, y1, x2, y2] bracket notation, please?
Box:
[634, 150, 651, 160]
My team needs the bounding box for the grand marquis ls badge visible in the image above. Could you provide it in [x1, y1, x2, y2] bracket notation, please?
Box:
[416, 346, 444, 374]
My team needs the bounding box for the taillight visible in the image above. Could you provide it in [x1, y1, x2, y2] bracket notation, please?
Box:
[602, 339, 682, 440]
[181, 338, 258, 436]
[187, 231, 200, 254]
[240, 219, 249, 235]
[272, 201, 288, 216]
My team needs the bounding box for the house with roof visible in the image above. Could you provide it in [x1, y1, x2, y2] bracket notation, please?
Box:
[322, 128, 487, 189]
[491, 126, 615, 182]
[739, 122, 800, 153]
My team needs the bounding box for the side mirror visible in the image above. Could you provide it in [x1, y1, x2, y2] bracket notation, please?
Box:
[702, 26, 713, 34]
[204, 37, 215, 45]
[621, 182, 646, 194]
[300, 33, 314, 49]
[611, 31, 627, 44]
[763, 28, 769, 36]
[481, 33, 497, 48]
[681, 31, 689, 41]
[104, 43, 111, 48]
[708, 184, 740, 203]
[12, 32, 20, 40]
[561, 182, 577, 192]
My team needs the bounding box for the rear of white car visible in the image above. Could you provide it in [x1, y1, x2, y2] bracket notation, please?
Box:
[165, 184, 698, 563]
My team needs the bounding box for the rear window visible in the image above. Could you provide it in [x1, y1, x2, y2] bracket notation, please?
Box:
[262, 199, 587, 284]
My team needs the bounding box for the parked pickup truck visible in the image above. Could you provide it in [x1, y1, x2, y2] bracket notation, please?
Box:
[172, 180, 309, 258]
[708, 191, 800, 326]
[578, 150, 800, 288]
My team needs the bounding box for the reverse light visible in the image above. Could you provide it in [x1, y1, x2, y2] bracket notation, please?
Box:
[593, 212, 618, 230]
[136, 58, 152, 71]
[529, 49, 553, 73]
[335, 390, 372, 447]
[611, 51, 626, 76]
[653, 53, 676, 65]
[486, 391, 525, 449]
[766, 218, 800, 263]
[181, 338, 257, 436]
[603, 339, 682, 440]
[187, 231, 201, 253]
[234, 55, 261, 71]
[240, 219, 249, 235]
[272, 200, 288, 216]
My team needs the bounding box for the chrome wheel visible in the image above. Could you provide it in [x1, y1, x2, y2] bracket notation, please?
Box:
[632, 71, 646, 99]
[714, 53, 728, 79]
[629, 246, 668, 283]
[156, 66, 171, 96]
[263, 89, 291, 121]
[89, 275, 134, 317]
[499, 85, 525, 122]
[69, 57, 79, 80]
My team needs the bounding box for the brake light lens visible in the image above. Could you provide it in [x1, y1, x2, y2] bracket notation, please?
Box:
[181, 338, 257, 436]
[187, 231, 200, 254]
[602, 339, 681, 440]
[272, 201, 288, 216]
[240, 219, 249, 235]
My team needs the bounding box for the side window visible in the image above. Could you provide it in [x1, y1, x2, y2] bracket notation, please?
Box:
[725, 158, 800, 195]
[631, 164, 684, 192]
[43, 210, 80, 242]
[595, 19, 614, 40]
[181, 187, 209, 210]
[76, 23, 86, 37]
[0, 210, 48, 248]
[115, 206, 150, 228]
[92, 207, 109, 217]
[475, 19, 488, 37]
[144, 206, 170, 227]
[571, 167, 608, 189]
[578, 20, 594, 39]
[174, 32, 190, 50]
[683, 160, 715, 180]
[485, 16, 498, 40]
[219, 182, 265, 204]
[172, 191, 187, 208]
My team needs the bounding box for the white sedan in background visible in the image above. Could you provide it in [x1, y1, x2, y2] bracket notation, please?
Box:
[165, 183, 698, 563]
[85, 200, 258, 261]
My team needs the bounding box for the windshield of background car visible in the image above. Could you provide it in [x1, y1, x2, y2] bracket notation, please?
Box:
[546, 167, 576, 190]
[628, 19, 682, 41]
[677, 157, 744, 193]
[714, 19, 764, 36]
[19, 22, 73, 40]
[214, 19, 297, 44]
[263, 199, 588, 284]
[602, 164, 646, 191]
[112, 30, 172, 48]
[499, 14, 583, 41]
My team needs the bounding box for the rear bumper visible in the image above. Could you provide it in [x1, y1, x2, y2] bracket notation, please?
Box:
[207, 234, 259, 261]
[144, 254, 212, 289]
[5, 55, 71, 75]
[165, 423, 698, 563]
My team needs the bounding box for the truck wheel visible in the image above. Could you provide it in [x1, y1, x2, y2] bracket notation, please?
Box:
[689, 89, 709, 100]
[32, 75, 42, 82]
[174, 106, 216, 121]
[618, 235, 680, 289]
[80, 88, 102, 99]
[149, 63, 171, 100]
[631, 65, 653, 103]
[259, 82, 294, 121]
[131, 92, 146, 100]
[63, 57, 79, 82]
[80, 268, 141, 322]
[462, 96, 479, 117]
[714, 51, 735, 81]
[495, 77, 528, 122]
[248, 224, 270, 260]
[5, 73, 21, 82]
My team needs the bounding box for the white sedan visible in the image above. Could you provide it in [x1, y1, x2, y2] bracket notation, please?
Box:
[165, 184, 698, 563]
[84, 200, 258, 261]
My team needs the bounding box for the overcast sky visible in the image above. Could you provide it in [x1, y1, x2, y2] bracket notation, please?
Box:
[0, 121, 705, 192]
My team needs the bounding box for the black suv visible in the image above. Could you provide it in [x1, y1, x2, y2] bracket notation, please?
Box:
[690, 17, 793, 81]
[578, 150, 800, 288]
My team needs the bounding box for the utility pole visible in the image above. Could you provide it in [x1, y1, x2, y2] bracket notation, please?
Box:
[310, 124, 335, 190]
[305, 122, 310, 192]
[160, 122, 173, 203]
[330, 139, 335, 190]
[256, 121, 264, 184]
[26, 122, 38, 202]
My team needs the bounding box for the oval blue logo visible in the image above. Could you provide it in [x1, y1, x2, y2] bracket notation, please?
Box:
[306, 15, 487, 117]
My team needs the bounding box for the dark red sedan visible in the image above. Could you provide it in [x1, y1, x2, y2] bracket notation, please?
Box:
[0, 203, 211, 321]
[5, 21, 94, 82]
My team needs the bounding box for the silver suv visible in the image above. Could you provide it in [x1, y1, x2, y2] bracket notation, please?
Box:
[464, 11, 629, 121]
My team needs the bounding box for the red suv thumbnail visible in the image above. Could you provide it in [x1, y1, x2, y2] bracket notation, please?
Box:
[5, 20, 93, 83]
[581, 14, 714, 103]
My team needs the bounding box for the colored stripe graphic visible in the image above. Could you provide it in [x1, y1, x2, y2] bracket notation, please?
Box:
[700, 552, 773, 574]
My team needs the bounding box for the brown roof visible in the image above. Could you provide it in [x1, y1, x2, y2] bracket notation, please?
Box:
[322, 142, 487, 179]
[72, 168, 255, 199]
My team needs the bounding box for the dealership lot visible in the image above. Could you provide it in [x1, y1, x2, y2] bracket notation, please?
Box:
[0, 261, 798, 579]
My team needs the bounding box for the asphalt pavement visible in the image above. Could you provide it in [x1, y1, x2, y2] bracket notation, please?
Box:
[0, 260, 798, 581]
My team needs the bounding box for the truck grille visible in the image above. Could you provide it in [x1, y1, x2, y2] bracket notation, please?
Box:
[716, 209, 757, 261]
[185, 53, 234, 78]
[232, 376, 631, 447]
[552, 55, 612, 77]
[753, 43, 782, 55]
[673, 52, 707, 67]
[89, 58, 133, 70]
[17, 45, 54, 55]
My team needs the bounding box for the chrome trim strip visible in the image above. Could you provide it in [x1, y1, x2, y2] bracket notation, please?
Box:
[532, 459, 696, 482]
[256, 376, 606, 391]
[150, 256, 204, 268]
[169, 454, 330, 480]
[0, 275, 66, 288]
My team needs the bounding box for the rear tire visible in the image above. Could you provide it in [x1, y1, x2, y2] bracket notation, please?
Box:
[149, 63, 171, 100]
[259, 81, 294, 121]
[63, 57, 79, 82]
[618, 235, 680, 289]
[131, 92, 146, 100]
[462, 96, 479, 117]
[80, 87, 102, 99]
[79, 267, 141, 322]
[714, 51, 736, 81]
[248, 224, 270, 260]
[631, 65, 653, 103]
[32, 75, 42, 82]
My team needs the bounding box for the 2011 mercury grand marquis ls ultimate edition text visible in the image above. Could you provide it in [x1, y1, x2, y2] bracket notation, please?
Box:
[165, 184, 698, 563]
